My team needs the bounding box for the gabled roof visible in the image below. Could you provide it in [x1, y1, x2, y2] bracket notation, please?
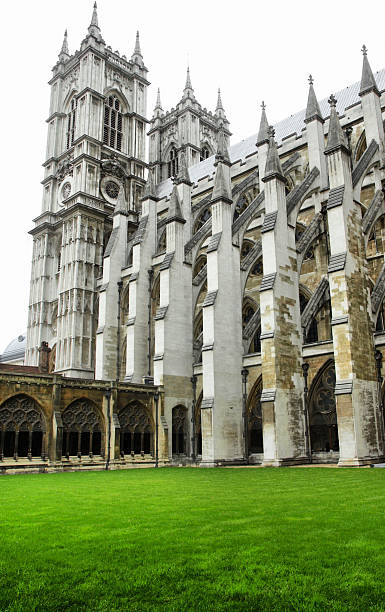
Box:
[156, 67, 385, 200]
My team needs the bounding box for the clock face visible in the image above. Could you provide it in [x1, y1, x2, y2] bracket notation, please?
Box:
[62, 182, 72, 200]
[105, 180, 120, 199]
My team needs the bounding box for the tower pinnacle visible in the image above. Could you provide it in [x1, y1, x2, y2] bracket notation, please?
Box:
[216, 88, 224, 111]
[88, 1, 102, 40]
[58, 30, 70, 61]
[183, 67, 194, 99]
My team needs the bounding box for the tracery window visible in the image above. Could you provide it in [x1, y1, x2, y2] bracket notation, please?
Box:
[200, 146, 210, 161]
[308, 362, 339, 453]
[118, 402, 153, 457]
[61, 399, 102, 459]
[193, 208, 211, 234]
[172, 405, 187, 455]
[103, 96, 123, 151]
[66, 98, 77, 149]
[167, 147, 178, 178]
[0, 395, 46, 460]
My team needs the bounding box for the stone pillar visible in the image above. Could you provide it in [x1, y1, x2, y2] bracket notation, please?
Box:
[260, 129, 306, 466]
[201, 146, 244, 465]
[325, 95, 384, 465]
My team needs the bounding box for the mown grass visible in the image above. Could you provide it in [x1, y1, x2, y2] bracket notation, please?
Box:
[1, 468, 385, 611]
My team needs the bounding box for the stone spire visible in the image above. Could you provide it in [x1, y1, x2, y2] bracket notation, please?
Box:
[155, 88, 162, 111]
[58, 30, 70, 62]
[166, 185, 185, 224]
[215, 126, 231, 165]
[305, 75, 323, 123]
[263, 127, 285, 182]
[216, 89, 224, 112]
[359, 45, 379, 96]
[257, 101, 269, 145]
[134, 31, 142, 57]
[183, 67, 194, 98]
[88, 2, 102, 39]
[325, 95, 349, 155]
[175, 149, 192, 185]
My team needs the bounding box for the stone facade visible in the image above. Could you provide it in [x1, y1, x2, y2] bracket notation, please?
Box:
[2, 8, 385, 471]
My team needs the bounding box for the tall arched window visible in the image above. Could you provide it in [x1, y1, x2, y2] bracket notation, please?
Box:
[172, 405, 188, 455]
[200, 146, 210, 161]
[167, 147, 178, 178]
[308, 361, 339, 453]
[103, 95, 123, 151]
[66, 98, 77, 149]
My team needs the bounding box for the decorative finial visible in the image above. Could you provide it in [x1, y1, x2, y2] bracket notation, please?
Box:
[268, 125, 275, 139]
[361, 44, 368, 56]
[328, 94, 337, 108]
[90, 1, 98, 27]
[308, 74, 314, 85]
[261, 100, 266, 111]
[185, 66, 193, 91]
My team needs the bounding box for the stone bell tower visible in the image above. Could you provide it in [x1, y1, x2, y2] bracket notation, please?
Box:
[25, 3, 149, 378]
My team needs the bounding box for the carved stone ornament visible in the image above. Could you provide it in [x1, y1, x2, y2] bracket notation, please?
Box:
[101, 153, 128, 180]
[56, 154, 74, 181]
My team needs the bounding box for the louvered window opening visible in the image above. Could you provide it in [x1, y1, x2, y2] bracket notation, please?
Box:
[66, 99, 77, 149]
[103, 96, 123, 151]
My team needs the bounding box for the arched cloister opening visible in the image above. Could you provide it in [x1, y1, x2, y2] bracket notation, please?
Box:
[172, 405, 188, 455]
[307, 360, 339, 453]
[61, 399, 103, 459]
[118, 402, 153, 457]
[247, 378, 263, 455]
[0, 395, 47, 460]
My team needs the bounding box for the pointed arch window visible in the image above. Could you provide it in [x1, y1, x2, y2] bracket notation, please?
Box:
[66, 99, 77, 149]
[103, 96, 123, 151]
[167, 147, 178, 178]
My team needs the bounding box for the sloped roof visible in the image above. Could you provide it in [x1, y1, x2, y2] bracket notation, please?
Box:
[0, 334, 26, 363]
[156, 67, 385, 200]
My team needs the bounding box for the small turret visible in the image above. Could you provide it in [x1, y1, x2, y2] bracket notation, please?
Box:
[131, 31, 143, 65]
[263, 127, 285, 183]
[87, 2, 102, 41]
[215, 89, 226, 121]
[153, 88, 163, 118]
[182, 67, 194, 99]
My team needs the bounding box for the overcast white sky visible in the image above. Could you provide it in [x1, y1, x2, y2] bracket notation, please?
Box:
[0, 0, 383, 353]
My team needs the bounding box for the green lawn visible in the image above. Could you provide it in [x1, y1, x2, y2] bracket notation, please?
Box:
[1, 468, 385, 611]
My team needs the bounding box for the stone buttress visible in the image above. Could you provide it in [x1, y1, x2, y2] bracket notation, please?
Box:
[153, 165, 193, 459]
[325, 95, 384, 465]
[259, 129, 306, 466]
[124, 172, 158, 383]
[95, 187, 128, 380]
[201, 137, 244, 465]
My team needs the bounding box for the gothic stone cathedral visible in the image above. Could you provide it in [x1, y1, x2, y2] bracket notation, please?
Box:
[1, 4, 385, 471]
